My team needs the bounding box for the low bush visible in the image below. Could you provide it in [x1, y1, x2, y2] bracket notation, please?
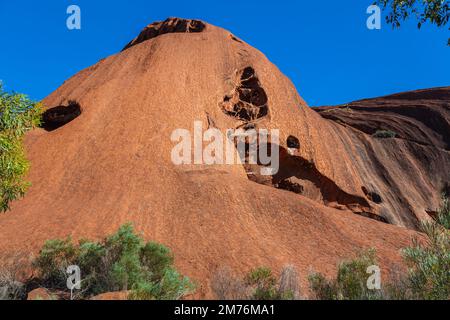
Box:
[33, 223, 194, 300]
[245, 267, 279, 300]
[435, 194, 450, 229]
[401, 199, 449, 300]
[308, 249, 383, 300]
[372, 130, 397, 139]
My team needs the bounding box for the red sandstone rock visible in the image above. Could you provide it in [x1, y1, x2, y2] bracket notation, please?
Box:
[316, 87, 450, 228]
[27, 288, 57, 300]
[90, 291, 129, 300]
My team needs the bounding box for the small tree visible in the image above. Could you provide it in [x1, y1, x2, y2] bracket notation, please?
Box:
[0, 84, 42, 212]
[375, 0, 450, 45]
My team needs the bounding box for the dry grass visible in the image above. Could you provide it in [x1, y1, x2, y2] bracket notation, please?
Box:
[211, 265, 301, 300]
[0, 253, 32, 300]
[278, 265, 301, 299]
[211, 266, 249, 300]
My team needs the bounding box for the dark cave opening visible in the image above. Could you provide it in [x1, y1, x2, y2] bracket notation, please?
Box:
[41, 101, 81, 131]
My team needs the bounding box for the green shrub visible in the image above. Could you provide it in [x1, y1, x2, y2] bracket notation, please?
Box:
[34, 238, 79, 289]
[401, 219, 449, 299]
[308, 249, 383, 300]
[0, 84, 42, 212]
[436, 194, 450, 229]
[372, 130, 397, 139]
[245, 267, 279, 300]
[140, 242, 174, 281]
[308, 272, 339, 300]
[33, 223, 195, 300]
[77, 240, 108, 294]
[397, 194, 449, 300]
[129, 268, 194, 300]
[105, 224, 144, 291]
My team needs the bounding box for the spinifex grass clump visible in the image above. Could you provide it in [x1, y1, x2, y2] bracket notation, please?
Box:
[34, 223, 195, 300]
[0, 84, 42, 212]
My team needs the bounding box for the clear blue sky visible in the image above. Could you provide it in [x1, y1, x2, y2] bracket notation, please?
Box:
[1, 0, 448, 106]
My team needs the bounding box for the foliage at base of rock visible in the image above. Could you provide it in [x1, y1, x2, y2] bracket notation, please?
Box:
[33, 223, 195, 300]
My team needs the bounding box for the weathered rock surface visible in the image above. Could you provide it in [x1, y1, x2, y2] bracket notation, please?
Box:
[123, 17, 206, 51]
[26, 288, 56, 300]
[316, 87, 450, 228]
[0, 18, 446, 298]
[90, 291, 129, 300]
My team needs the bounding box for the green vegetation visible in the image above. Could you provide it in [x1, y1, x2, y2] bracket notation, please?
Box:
[375, 0, 449, 45]
[401, 194, 450, 299]
[0, 84, 42, 212]
[372, 129, 397, 138]
[212, 199, 449, 301]
[308, 249, 383, 300]
[225, 195, 449, 301]
[3, 196, 449, 300]
[34, 223, 195, 300]
[245, 267, 280, 300]
[435, 194, 450, 229]
[308, 195, 450, 300]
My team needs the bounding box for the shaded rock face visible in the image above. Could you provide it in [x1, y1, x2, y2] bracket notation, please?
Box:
[316, 87, 450, 150]
[220, 66, 269, 123]
[315, 88, 450, 229]
[0, 17, 443, 298]
[123, 17, 206, 51]
[41, 100, 81, 131]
